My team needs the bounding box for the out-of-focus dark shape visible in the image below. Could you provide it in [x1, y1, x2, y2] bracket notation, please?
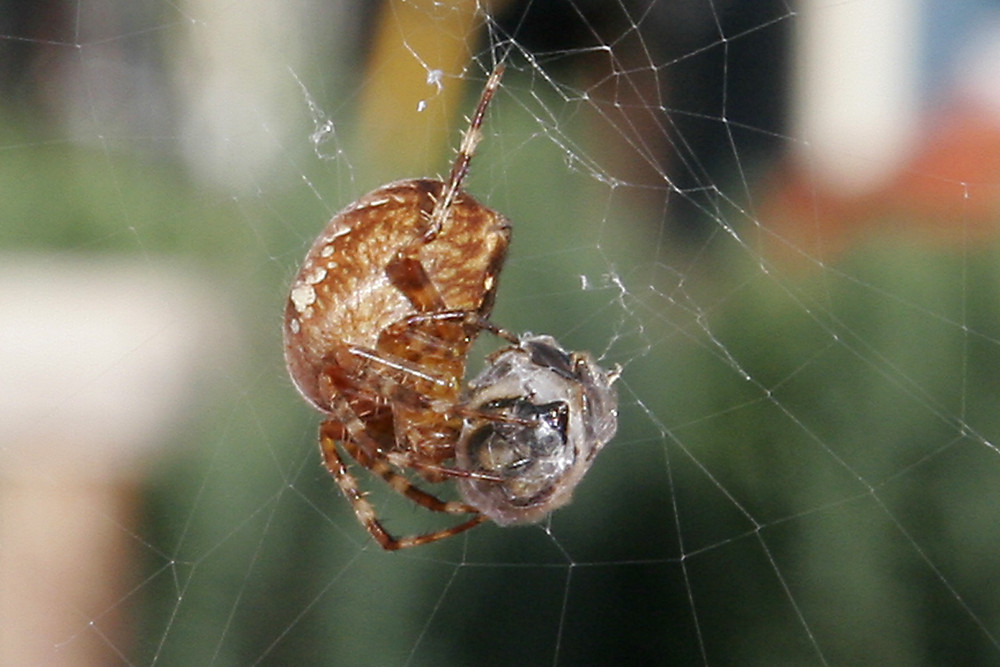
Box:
[494, 0, 791, 241]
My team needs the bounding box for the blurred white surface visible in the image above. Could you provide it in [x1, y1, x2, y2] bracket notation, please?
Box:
[0, 254, 234, 478]
[0, 253, 236, 666]
[793, 0, 920, 194]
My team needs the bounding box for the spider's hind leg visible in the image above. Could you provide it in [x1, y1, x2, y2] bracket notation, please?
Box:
[340, 432, 480, 515]
[319, 418, 485, 550]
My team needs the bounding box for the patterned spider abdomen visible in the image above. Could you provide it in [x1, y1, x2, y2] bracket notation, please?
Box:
[283, 178, 510, 412]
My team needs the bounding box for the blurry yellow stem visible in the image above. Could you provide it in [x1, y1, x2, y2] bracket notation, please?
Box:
[358, 0, 508, 179]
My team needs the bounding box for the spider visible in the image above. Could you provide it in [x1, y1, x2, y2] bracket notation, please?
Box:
[284, 65, 619, 549]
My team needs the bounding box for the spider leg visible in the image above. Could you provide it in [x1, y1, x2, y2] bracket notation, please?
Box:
[385, 230, 513, 352]
[332, 344, 455, 399]
[324, 330, 526, 473]
[320, 347, 490, 476]
[385, 254, 446, 312]
[381, 217, 512, 391]
[381, 450, 503, 482]
[320, 419, 485, 550]
[385, 310, 517, 343]
[376, 310, 518, 372]
[340, 436, 481, 514]
[426, 64, 505, 240]
[318, 388, 502, 485]
[369, 312, 525, 471]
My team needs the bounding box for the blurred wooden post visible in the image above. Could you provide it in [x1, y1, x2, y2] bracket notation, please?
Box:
[358, 0, 509, 180]
[0, 256, 233, 666]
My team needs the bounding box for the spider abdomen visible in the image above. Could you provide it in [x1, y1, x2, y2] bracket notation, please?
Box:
[283, 178, 510, 411]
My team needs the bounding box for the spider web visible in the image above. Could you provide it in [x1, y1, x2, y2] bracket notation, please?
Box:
[3, 0, 1000, 665]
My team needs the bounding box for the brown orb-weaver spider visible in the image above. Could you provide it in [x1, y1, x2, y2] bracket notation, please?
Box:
[284, 65, 619, 549]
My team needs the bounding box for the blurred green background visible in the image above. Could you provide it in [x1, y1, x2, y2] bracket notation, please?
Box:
[3, 1, 1000, 665]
